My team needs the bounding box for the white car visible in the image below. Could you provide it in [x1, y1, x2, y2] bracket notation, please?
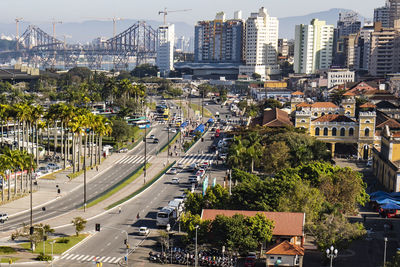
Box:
[169, 128, 177, 133]
[0, 213, 8, 222]
[172, 177, 180, 184]
[169, 168, 178, 174]
[149, 135, 155, 139]
[138, 226, 149, 236]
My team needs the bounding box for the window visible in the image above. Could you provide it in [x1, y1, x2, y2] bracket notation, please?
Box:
[340, 128, 346, 136]
[324, 127, 328, 136]
[315, 127, 320, 136]
[314, 112, 318, 116]
[270, 256, 275, 259]
[301, 119, 306, 123]
[278, 257, 282, 260]
[365, 120, 370, 123]
[365, 128, 370, 137]
[332, 128, 337, 136]
[321, 112, 325, 116]
[349, 128, 354, 136]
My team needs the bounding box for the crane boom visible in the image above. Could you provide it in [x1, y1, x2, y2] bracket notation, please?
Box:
[158, 8, 191, 25]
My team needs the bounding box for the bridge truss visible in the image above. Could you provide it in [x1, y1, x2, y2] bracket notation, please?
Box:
[0, 21, 158, 71]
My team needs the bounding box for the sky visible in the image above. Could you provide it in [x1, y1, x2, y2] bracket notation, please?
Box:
[1, 0, 386, 25]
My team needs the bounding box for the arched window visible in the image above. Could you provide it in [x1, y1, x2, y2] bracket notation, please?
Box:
[365, 128, 370, 137]
[332, 128, 337, 136]
[335, 112, 339, 114]
[321, 112, 325, 116]
[314, 112, 318, 116]
[328, 112, 333, 114]
[349, 128, 354, 136]
[315, 127, 320, 136]
[346, 111, 351, 115]
[340, 128, 346, 136]
[323, 127, 328, 136]
[347, 105, 351, 108]
[301, 119, 306, 123]
[365, 120, 370, 123]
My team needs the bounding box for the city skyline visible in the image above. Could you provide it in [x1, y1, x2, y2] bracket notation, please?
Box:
[1, 0, 385, 24]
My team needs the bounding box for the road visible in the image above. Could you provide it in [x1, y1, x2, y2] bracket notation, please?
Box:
[1, 124, 170, 232]
[53, 100, 229, 266]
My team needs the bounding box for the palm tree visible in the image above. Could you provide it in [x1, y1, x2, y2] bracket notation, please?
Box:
[0, 154, 11, 202]
[0, 104, 9, 146]
[29, 105, 44, 167]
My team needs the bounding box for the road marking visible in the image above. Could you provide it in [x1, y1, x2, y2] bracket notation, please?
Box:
[111, 257, 120, 263]
[81, 255, 91, 261]
[98, 256, 106, 262]
[70, 254, 80, 260]
[75, 254, 85, 261]
[65, 254, 75, 260]
[107, 242, 111, 246]
[103, 256, 111, 262]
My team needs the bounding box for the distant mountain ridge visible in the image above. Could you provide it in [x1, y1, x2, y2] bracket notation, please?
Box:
[0, 8, 369, 43]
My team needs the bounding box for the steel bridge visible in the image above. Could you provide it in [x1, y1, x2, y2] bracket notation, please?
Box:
[0, 21, 158, 70]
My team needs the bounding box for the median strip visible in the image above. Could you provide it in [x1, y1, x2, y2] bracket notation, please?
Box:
[84, 163, 151, 209]
[158, 132, 181, 154]
[107, 161, 176, 210]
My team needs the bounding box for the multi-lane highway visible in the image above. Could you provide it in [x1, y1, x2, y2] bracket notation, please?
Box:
[1, 124, 170, 232]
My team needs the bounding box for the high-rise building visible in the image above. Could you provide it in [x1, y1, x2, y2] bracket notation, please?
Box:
[156, 24, 175, 75]
[278, 39, 289, 57]
[194, 12, 244, 63]
[374, 1, 390, 28]
[389, 0, 400, 27]
[293, 19, 334, 74]
[354, 23, 375, 71]
[369, 22, 400, 76]
[239, 7, 279, 78]
[337, 11, 361, 38]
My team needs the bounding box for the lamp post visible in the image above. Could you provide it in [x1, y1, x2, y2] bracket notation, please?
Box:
[326, 246, 338, 267]
[144, 99, 147, 184]
[195, 225, 199, 267]
[166, 224, 171, 264]
[384, 237, 388, 267]
[50, 240, 55, 266]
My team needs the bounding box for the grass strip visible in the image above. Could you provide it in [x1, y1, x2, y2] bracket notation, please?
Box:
[175, 102, 188, 118]
[107, 161, 176, 210]
[158, 132, 180, 154]
[19, 234, 88, 254]
[189, 103, 213, 118]
[0, 257, 19, 263]
[84, 163, 151, 209]
[0, 246, 16, 254]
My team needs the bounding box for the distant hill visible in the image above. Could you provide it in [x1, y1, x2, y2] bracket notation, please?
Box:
[279, 8, 369, 39]
[0, 20, 194, 44]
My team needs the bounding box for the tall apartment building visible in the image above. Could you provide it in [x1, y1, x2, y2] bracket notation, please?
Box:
[156, 24, 175, 75]
[374, 1, 390, 28]
[194, 12, 244, 63]
[337, 11, 362, 38]
[293, 19, 334, 74]
[239, 7, 279, 78]
[354, 23, 375, 71]
[389, 0, 400, 27]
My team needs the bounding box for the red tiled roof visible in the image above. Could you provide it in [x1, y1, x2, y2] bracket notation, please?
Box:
[262, 108, 293, 127]
[296, 102, 312, 108]
[343, 91, 356, 96]
[360, 103, 376, 108]
[201, 209, 305, 237]
[312, 114, 356, 123]
[311, 102, 338, 108]
[291, 91, 304, 95]
[266, 241, 305, 256]
[392, 132, 400, 138]
[376, 111, 400, 129]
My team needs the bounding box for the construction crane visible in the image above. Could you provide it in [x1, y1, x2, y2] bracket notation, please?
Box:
[84, 17, 123, 37]
[15, 17, 23, 50]
[51, 19, 62, 39]
[158, 8, 191, 25]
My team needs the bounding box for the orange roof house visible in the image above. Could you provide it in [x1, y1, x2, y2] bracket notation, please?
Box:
[266, 241, 305, 256]
[291, 91, 304, 96]
[310, 102, 338, 109]
[201, 209, 305, 246]
[312, 114, 356, 123]
[251, 108, 293, 128]
[265, 241, 305, 267]
[359, 103, 377, 109]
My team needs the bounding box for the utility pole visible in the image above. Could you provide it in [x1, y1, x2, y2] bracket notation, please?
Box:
[30, 154, 33, 250]
[15, 18, 23, 51]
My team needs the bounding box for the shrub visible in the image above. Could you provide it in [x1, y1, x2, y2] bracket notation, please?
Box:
[36, 253, 52, 261]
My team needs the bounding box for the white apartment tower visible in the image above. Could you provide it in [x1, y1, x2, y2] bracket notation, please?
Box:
[156, 24, 175, 75]
[294, 19, 334, 74]
[239, 7, 279, 78]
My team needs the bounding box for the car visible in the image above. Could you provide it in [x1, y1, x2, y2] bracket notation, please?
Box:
[46, 163, 59, 170]
[169, 168, 178, 174]
[169, 128, 177, 133]
[138, 226, 149, 235]
[153, 138, 159, 144]
[176, 163, 184, 169]
[189, 175, 200, 184]
[244, 253, 257, 267]
[38, 166, 49, 174]
[172, 177, 180, 184]
[0, 213, 8, 222]
[149, 134, 155, 139]
[118, 148, 128, 153]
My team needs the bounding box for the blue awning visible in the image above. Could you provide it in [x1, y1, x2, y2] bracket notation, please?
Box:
[207, 118, 214, 123]
[180, 122, 188, 128]
[381, 202, 400, 210]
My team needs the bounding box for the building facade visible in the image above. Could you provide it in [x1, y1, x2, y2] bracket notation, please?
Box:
[327, 69, 355, 88]
[337, 11, 362, 38]
[239, 7, 279, 78]
[375, 2, 390, 28]
[294, 19, 334, 74]
[157, 24, 175, 75]
[389, 0, 400, 27]
[292, 93, 376, 159]
[354, 23, 375, 71]
[194, 12, 244, 63]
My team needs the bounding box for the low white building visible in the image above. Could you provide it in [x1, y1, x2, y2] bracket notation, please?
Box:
[327, 69, 355, 88]
[266, 241, 304, 267]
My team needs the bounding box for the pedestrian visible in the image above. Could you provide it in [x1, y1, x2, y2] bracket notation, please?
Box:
[96, 165, 98, 172]
[137, 212, 140, 220]
[118, 206, 121, 214]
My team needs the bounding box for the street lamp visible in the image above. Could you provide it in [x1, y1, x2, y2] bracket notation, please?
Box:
[326, 246, 338, 267]
[50, 240, 55, 267]
[195, 225, 199, 267]
[384, 237, 388, 267]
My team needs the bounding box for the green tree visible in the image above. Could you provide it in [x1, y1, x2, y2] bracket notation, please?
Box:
[71, 217, 87, 236]
[387, 252, 400, 267]
[263, 99, 283, 110]
[131, 64, 159, 77]
[252, 73, 261, 80]
[110, 119, 131, 143]
[262, 141, 290, 174]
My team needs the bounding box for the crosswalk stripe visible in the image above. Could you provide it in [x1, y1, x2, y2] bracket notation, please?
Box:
[116, 157, 126, 164]
[111, 257, 120, 263]
[60, 254, 68, 259]
[70, 254, 80, 260]
[65, 254, 75, 260]
[81, 255, 91, 261]
[132, 156, 144, 164]
[118, 157, 129, 164]
[75, 255, 85, 261]
[98, 256, 106, 262]
[103, 256, 111, 262]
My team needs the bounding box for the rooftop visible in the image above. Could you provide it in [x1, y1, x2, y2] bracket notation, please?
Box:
[261, 108, 293, 127]
[291, 91, 304, 96]
[311, 102, 338, 109]
[201, 209, 305, 237]
[360, 102, 377, 108]
[313, 114, 356, 123]
[266, 240, 305, 256]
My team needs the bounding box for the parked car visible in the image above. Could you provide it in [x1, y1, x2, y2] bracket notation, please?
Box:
[169, 168, 178, 175]
[244, 253, 257, 267]
[172, 177, 180, 184]
[176, 163, 184, 169]
[153, 138, 159, 144]
[138, 226, 149, 236]
[169, 128, 177, 133]
[38, 166, 49, 174]
[149, 134, 155, 139]
[0, 213, 8, 222]
[46, 163, 59, 170]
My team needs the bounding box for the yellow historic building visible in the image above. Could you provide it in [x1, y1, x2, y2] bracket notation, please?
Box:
[291, 91, 376, 159]
[372, 126, 400, 192]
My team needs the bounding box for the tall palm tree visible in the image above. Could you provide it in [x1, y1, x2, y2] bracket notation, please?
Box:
[0, 104, 9, 146]
[0, 153, 11, 202]
[29, 105, 44, 167]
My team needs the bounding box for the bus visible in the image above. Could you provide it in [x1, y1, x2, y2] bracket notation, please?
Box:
[156, 207, 174, 227]
[163, 108, 170, 121]
[127, 116, 151, 129]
